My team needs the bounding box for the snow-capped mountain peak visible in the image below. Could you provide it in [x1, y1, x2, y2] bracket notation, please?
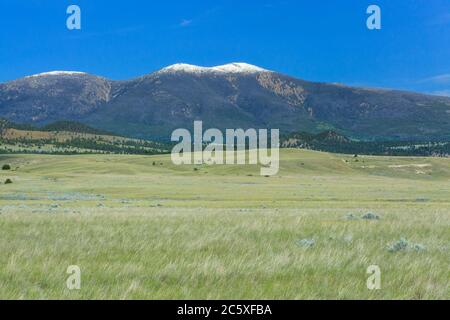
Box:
[158, 63, 269, 75]
[26, 71, 87, 78]
[212, 63, 268, 73]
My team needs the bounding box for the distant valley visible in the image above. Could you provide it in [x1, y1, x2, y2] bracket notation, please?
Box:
[1, 118, 448, 157]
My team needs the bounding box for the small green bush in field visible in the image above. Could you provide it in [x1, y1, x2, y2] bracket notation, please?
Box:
[2, 164, 11, 170]
[387, 238, 409, 252]
[296, 238, 315, 248]
[4, 179, 13, 184]
[387, 238, 426, 253]
[362, 212, 380, 220]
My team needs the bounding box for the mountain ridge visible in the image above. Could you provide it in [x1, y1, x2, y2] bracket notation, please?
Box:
[1, 63, 450, 141]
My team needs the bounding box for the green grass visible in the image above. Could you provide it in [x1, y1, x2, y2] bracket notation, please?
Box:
[0, 149, 449, 299]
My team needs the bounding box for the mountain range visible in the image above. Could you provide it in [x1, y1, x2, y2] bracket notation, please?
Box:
[1, 63, 450, 141]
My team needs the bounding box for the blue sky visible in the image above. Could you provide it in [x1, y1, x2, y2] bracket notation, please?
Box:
[0, 0, 449, 95]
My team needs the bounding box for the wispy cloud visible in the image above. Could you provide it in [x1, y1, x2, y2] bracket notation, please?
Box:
[420, 74, 450, 84]
[174, 7, 221, 29]
[179, 19, 193, 28]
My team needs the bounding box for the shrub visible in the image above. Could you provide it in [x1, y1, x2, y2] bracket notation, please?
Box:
[362, 212, 380, 220]
[413, 244, 426, 252]
[387, 238, 409, 252]
[296, 238, 315, 248]
[387, 238, 426, 253]
[4, 179, 13, 184]
[2, 164, 11, 170]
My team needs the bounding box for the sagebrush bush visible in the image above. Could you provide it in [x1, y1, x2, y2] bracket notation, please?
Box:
[387, 238, 409, 252]
[362, 212, 380, 220]
[296, 238, 315, 248]
[387, 238, 426, 253]
[2, 164, 11, 170]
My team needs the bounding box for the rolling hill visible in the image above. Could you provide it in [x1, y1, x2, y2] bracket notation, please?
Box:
[0, 119, 170, 155]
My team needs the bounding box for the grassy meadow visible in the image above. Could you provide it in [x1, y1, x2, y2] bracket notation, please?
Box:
[0, 149, 449, 299]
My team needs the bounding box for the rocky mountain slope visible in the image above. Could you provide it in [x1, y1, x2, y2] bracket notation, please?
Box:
[1, 63, 450, 141]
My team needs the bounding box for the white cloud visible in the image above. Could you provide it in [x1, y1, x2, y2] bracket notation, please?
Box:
[421, 74, 450, 84]
[179, 19, 193, 27]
